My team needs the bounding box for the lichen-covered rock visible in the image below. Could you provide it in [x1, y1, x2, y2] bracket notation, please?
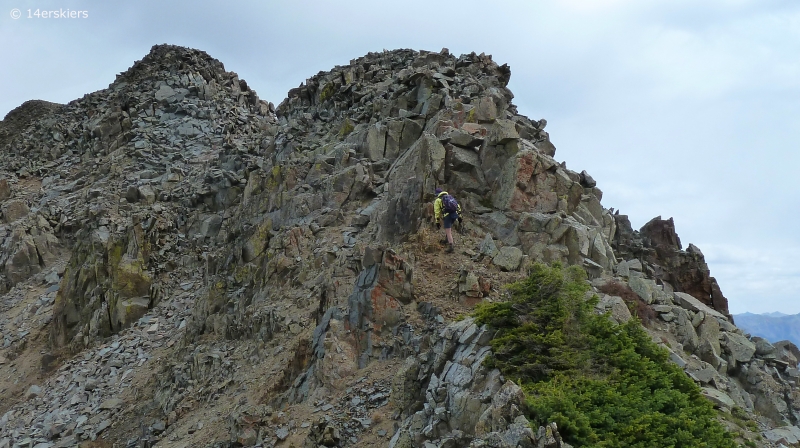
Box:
[492, 246, 523, 271]
[595, 295, 632, 324]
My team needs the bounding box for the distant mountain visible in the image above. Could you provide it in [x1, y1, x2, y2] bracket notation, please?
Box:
[734, 312, 800, 346]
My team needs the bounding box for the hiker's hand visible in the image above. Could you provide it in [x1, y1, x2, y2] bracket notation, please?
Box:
[436, 222, 441, 230]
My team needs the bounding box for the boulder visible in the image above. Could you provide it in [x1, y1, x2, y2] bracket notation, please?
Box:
[4, 234, 41, 285]
[478, 234, 499, 258]
[673, 307, 699, 352]
[125, 185, 139, 202]
[697, 315, 721, 364]
[450, 146, 481, 171]
[753, 337, 777, 358]
[0, 179, 11, 200]
[579, 170, 596, 188]
[595, 295, 632, 324]
[490, 149, 581, 214]
[673, 292, 727, 321]
[764, 426, 800, 446]
[375, 133, 444, 242]
[445, 128, 483, 149]
[391, 357, 422, 417]
[722, 332, 756, 363]
[1, 200, 28, 223]
[26, 385, 42, 399]
[478, 212, 520, 246]
[487, 119, 519, 145]
[458, 270, 488, 299]
[774, 340, 800, 366]
[138, 185, 156, 204]
[701, 388, 735, 409]
[492, 246, 523, 271]
[615, 258, 642, 277]
[628, 276, 656, 304]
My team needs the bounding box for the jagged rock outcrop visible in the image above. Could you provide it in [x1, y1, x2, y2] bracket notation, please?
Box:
[0, 44, 276, 350]
[389, 318, 570, 448]
[612, 215, 731, 318]
[593, 271, 800, 431]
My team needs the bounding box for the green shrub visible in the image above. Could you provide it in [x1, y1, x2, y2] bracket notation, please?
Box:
[474, 263, 735, 448]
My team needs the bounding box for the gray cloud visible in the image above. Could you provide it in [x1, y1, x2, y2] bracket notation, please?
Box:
[2, 0, 799, 313]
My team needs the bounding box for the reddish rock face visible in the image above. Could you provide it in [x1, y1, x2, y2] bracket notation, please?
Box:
[639, 217, 682, 260]
[344, 248, 414, 366]
[491, 149, 581, 214]
[369, 285, 403, 333]
[613, 215, 731, 319]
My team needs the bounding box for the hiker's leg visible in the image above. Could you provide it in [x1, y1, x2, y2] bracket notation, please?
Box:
[443, 214, 456, 245]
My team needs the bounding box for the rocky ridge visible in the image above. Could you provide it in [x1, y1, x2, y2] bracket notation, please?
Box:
[0, 44, 796, 447]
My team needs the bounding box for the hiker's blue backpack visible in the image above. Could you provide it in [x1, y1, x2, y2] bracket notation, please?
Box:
[442, 194, 459, 214]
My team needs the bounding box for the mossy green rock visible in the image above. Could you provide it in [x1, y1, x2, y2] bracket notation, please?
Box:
[51, 226, 153, 348]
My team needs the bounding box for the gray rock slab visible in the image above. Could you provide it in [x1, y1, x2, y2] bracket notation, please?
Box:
[628, 276, 655, 304]
[764, 426, 800, 445]
[701, 387, 735, 409]
[2, 199, 29, 223]
[674, 307, 699, 352]
[492, 246, 523, 272]
[615, 259, 642, 277]
[669, 351, 687, 368]
[754, 337, 777, 357]
[98, 398, 122, 410]
[479, 234, 499, 258]
[653, 305, 672, 313]
[487, 119, 519, 145]
[673, 292, 727, 321]
[722, 332, 756, 363]
[27, 385, 42, 399]
[687, 367, 717, 384]
[596, 295, 632, 324]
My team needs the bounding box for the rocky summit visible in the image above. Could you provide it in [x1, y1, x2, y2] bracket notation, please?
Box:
[0, 44, 797, 447]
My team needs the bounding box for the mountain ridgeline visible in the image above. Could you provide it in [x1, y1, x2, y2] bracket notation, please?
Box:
[0, 45, 797, 447]
[735, 312, 800, 348]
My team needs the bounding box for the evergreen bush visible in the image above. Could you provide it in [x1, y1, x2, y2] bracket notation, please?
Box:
[474, 263, 735, 447]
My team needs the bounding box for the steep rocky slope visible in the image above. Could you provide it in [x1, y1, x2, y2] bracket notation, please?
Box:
[0, 44, 798, 447]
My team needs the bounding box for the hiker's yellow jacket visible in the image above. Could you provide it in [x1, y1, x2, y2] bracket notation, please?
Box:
[434, 191, 462, 222]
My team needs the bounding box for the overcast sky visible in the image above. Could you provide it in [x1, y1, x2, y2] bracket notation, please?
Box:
[2, 0, 799, 314]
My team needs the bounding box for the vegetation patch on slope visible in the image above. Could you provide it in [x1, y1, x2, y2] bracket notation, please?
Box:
[474, 263, 735, 448]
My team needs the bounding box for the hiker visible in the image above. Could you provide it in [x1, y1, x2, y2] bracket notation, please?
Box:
[433, 188, 463, 253]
